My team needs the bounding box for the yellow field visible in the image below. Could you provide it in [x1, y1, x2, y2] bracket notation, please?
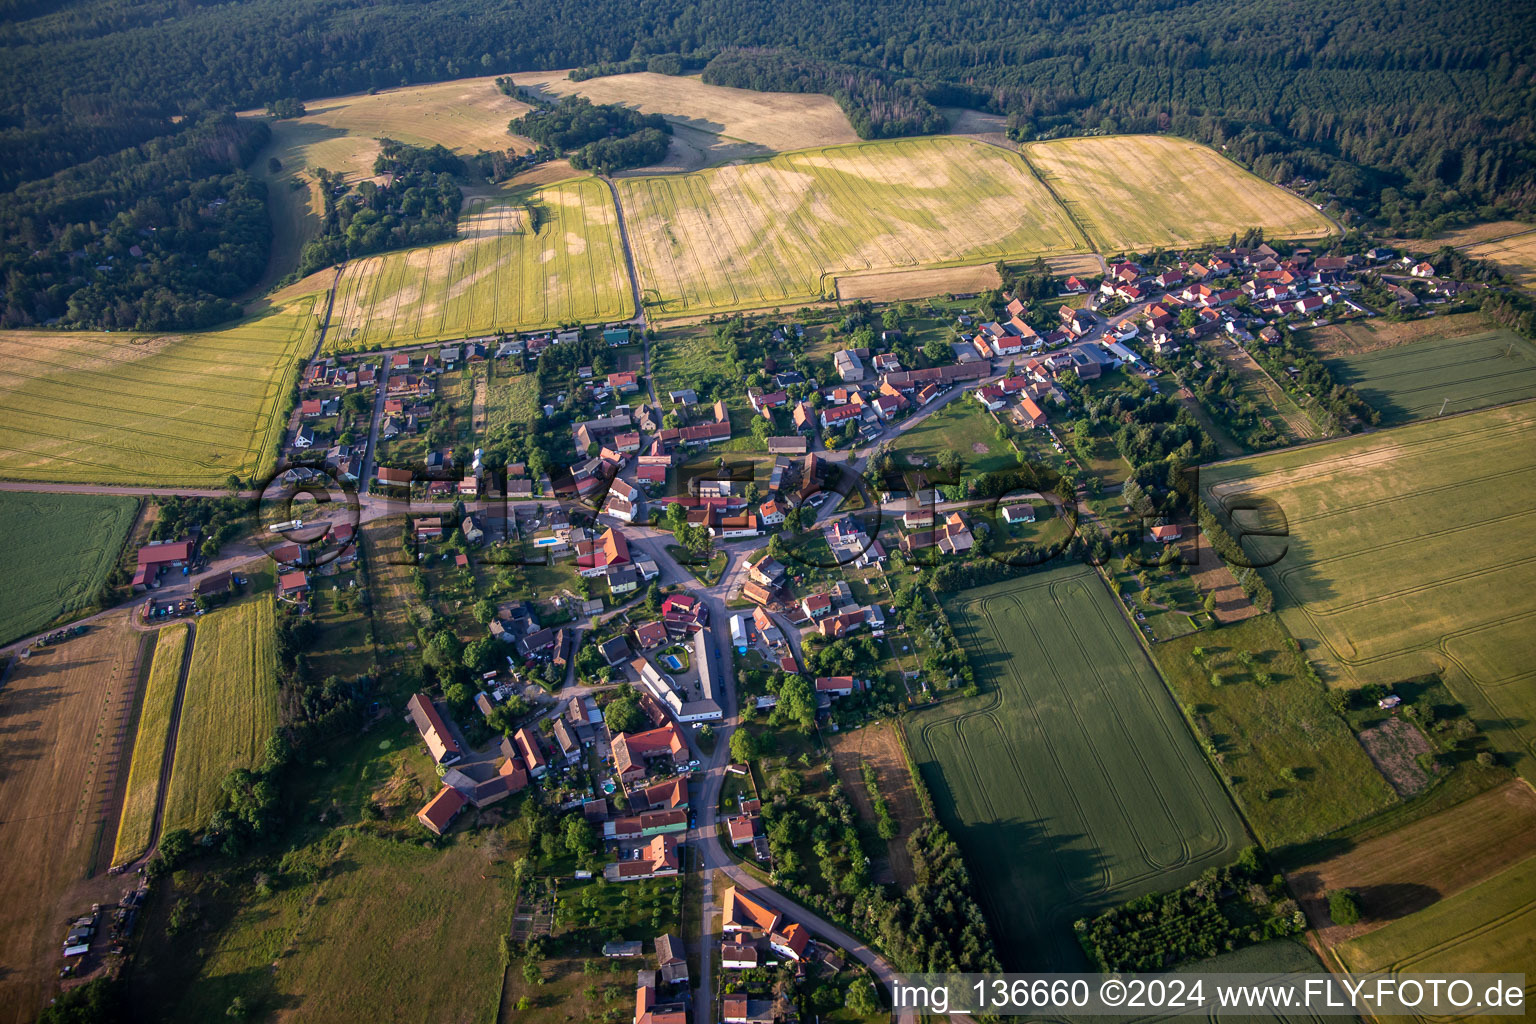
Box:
[619, 136, 1088, 318]
[324, 179, 632, 351]
[162, 601, 278, 832]
[112, 624, 189, 865]
[1464, 227, 1536, 289]
[0, 300, 316, 485]
[1024, 135, 1337, 252]
[243, 76, 537, 295]
[511, 70, 859, 154]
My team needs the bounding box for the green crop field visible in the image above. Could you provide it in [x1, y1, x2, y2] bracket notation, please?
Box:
[617, 136, 1089, 318]
[1336, 851, 1536, 1021]
[112, 624, 190, 865]
[906, 563, 1246, 969]
[0, 491, 139, 644]
[0, 300, 316, 486]
[162, 601, 279, 832]
[1203, 402, 1536, 780]
[1324, 328, 1536, 425]
[324, 180, 633, 352]
[1024, 135, 1337, 253]
[1152, 616, 1397, 848]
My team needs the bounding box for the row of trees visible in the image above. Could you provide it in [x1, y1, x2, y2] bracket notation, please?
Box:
[1076, 847, 1304, 971]
[701, 49, 948, 140]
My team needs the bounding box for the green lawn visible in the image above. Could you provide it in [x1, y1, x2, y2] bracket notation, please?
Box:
[892, 399, 1017, 479]
[0, 491, 139, 645]
[1152, 616, 1397, 849]
[906, 562, 1246, 969]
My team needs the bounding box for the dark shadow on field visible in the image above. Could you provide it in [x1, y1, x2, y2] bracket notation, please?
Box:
[917, 755, 1106, 971]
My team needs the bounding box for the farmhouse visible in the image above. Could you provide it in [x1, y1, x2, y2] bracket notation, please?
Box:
[406, 693, 463, 766]
[721, 886, 781, 935]
[604, 833, 680, 881]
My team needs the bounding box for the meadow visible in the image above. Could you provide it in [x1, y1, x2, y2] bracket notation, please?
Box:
[0, 300, 316, 486]
[0, 491, 138, 644]
[906, 563, 1246, 969]
[617, 136, 1088, 318]
[163, 600, 279, 832]
[891, 398, 1019, 477]
[323, 181, 633, 352]
[483, 364, 543, 435]
[1023, 135, 1337, 253]
[112, 624, 191, 865]
[0, 615, 141, 1024]
[1203, 402, 1536, 780]
[1335, 851, 1536, 1020]
[1153, 616, 1397, 848]
[1322, 326, 1536, 424]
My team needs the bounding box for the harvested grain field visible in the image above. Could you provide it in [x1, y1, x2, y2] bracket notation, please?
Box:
[162, 600, 278, 832]
[827, 722, 927, 886]
[1024, 135, 1336, 253]
[243, 77, 535, 294]
[836, 264, 1003, 302]
[1289, 780, 1536, 946]
[618, 136, 1088, 318]
[1203, 403, 1536, 779]
[1335, 851, 1536, 1022]
[0, 300, 316, 486]
[1463, 227, 1536, 290]
[324, 180, 633, 352]
[0, 614, 143, 1024]
[510, 70, 859, 154]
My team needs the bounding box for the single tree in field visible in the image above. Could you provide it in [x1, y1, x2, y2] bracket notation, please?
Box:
[1328, 888, 1362, 926]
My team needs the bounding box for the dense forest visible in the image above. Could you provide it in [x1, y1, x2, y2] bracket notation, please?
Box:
[0, 113, 270, 329]
[295, 140, 464, 278]
[503, 92, 672, 174]
[2, 0, 1533, 324]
